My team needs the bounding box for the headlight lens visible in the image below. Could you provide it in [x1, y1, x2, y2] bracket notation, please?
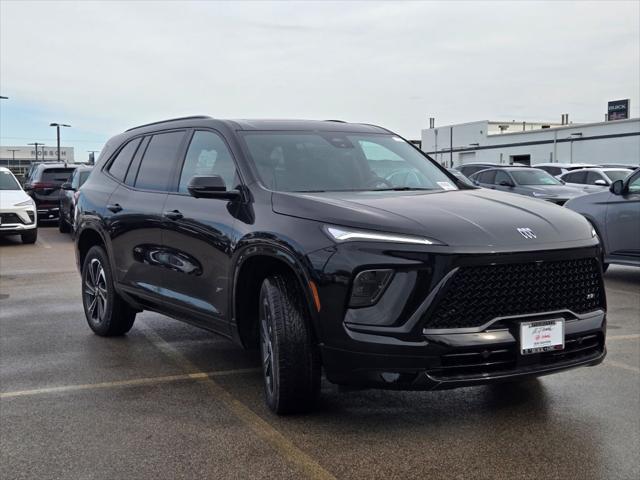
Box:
[14, 199, 34, 207]
[325, 226, 444, 246]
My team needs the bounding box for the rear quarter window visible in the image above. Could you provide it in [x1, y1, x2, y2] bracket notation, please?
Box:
[108, 138, 142, 182]
[134, 131, 186, 191]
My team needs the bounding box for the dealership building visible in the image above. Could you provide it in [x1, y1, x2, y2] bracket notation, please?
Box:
[0, 145, 75, 177]
[421, 116, 639, 168]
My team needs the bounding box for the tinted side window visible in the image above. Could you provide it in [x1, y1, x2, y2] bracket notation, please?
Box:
[563, 171, 586, 184]
[135, 131, 185, 191]
[178, 131, 237, 193]
[478, 170, 496, 184]
[586, 171, 604, 184]
[494, 170, 511, 185]
[70, 170, 80, 188]
[108, 138, 142, 182]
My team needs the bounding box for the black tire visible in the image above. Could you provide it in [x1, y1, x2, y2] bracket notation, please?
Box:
[259, 274, 321, 414]
[82, 245, 136, 336]
[21, 229, 38, 244]
[58, 214, 70, 233]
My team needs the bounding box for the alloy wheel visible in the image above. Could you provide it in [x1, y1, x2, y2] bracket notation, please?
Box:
[84, 258, 108, 324]
[260, 297, 275, 396]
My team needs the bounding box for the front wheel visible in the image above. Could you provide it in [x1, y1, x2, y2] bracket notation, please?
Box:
[21, 229, 38, 244]
[58, 214, 70, 233]
[259, 274, 321, 414]
[82, 245, 136, 336]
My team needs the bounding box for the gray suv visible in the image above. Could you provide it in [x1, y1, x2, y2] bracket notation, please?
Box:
[565, 169, 640, 270]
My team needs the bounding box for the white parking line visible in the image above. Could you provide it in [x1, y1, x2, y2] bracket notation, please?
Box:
[138, 323, 336, 480]
[0, 368, 260, 399]
[36, 237, 52, 249]
[607, 334, 640, 341]
[606, 360, 640, 374]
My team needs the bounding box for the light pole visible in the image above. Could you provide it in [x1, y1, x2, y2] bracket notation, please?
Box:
[0, 95, 8, 100]
[568, 132, 583, 164]
[27, 142, 44, 163]
[49, 123, 71, 162]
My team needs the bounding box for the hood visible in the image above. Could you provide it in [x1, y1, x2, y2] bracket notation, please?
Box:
[525, 185, 587, 198]
[272, 188, 595, 249]
[0, 189, 32, 208]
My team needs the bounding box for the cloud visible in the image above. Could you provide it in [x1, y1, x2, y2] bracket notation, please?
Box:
[1, 0, 638, 151]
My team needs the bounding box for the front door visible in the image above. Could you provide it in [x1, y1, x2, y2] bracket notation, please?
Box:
[160, 130, 242, 333]
[605, 171, 640, 260]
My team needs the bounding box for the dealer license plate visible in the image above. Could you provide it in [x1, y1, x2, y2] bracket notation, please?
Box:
[520, 319, 564, 355]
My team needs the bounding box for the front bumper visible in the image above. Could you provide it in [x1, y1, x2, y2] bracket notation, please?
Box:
[0, 208, 37, 235]
[312, 242, 606, 390]
[322, 310, 605, 389]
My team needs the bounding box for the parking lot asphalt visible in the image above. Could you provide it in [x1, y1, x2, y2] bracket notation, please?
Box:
[1, 226, 639, 480]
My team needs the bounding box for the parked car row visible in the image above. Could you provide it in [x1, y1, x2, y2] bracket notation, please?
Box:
[0, 163, 94, 245]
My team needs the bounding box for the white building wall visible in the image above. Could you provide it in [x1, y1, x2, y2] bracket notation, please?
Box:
[422, 118, 640, 167]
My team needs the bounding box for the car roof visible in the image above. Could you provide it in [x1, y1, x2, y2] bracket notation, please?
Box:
[0, 166, 11, 173]
[123, 116, 391, 135]
[534, 163, 595, 168]
[34, 162, 75, 169]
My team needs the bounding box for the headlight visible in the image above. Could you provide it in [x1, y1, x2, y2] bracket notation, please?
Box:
[14, 199, 34, 207]
[325, 226, 444, 246]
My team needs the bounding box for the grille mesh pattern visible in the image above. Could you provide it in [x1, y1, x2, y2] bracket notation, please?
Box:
[0, 213, 24, 224]
[424, 258, 603, 330]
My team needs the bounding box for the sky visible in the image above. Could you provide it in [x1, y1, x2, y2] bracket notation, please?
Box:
[1, 0, 639, 161]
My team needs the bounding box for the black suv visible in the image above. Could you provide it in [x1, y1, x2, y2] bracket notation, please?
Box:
[59, 165, 93, 233]
[75, 117, 606, 414]
[24, 163, 76, 221]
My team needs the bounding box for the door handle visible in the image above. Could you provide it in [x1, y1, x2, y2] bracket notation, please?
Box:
[107, 203, 122, 213]
[164, 209, 183, 220]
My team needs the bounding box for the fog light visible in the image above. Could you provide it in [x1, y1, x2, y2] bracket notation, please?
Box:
[349, 269, 393, 307]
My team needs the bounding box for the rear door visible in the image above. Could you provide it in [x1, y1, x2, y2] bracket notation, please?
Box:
[106, 131, 187, 303]
[160, 130, 241, 332]
[561, 170, 587, 188]
[605, 171, 640, 261]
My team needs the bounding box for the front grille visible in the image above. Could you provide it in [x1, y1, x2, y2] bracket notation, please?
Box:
[424, 257, 604, 330]
[430, 332, 604, 381]
[0, 213, 24, 224]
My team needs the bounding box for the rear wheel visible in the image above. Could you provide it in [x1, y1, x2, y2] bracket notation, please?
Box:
[58, 214, 70, 233]
[82, 245, 136, 336]
[21, 229, 38, 244]
[259, 274, 321, 414]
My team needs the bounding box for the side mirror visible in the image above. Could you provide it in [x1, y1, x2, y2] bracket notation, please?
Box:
[593, 179, 607, 186]
[61, 182, 74, 191]
[187, 175, 240, 200]
[499, 180, 514, 187]
[610, 179, 625, 195]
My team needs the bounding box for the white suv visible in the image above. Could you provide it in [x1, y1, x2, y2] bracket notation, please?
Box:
[0, 167, 38, 244]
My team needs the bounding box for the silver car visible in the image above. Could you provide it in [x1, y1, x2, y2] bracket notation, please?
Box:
[559, 167, 633, 193]
[565, 168, 640, 270]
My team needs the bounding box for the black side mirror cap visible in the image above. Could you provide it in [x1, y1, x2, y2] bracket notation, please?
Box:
[61, 182, 74, 191]
[187, 175, 241, 200]
[610, 179, 625, 195]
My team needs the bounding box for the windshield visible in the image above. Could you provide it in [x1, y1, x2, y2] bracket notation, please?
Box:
[241, 132, 457, 192]
[604, 170, 632, 182]
[511, 170, 561, 186]
[0, 170, 20, 190]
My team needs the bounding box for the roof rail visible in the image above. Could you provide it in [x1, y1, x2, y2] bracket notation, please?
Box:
[125, 115, 212, 132]
[324, 119, 347, 123]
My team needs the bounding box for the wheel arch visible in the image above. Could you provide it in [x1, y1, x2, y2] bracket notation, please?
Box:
[231, 243, 320, 349]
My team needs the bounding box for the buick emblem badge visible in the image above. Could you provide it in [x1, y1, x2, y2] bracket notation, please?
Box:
[517, 227, 537, 239]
